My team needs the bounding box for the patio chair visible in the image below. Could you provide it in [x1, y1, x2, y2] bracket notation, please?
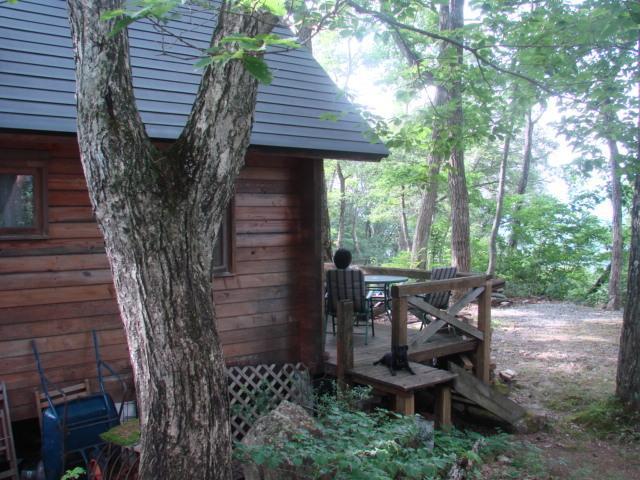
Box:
[412, 266, 457, 330]
[326, 269, 374, 344]
[0, 381, 19, 480]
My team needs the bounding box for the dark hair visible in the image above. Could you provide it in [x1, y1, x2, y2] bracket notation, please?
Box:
[333, 248, 352, 269]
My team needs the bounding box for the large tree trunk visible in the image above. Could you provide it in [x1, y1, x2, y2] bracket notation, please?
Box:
[606, 137, 623, 310]
[487, 130, 512, 275]
[336, 162, 347, 248]
[320, 162, 333, 261]
[447, 0, 471, 272]
[409, 4, 450, 268]
[509, 108, 534, 249]
[67, 2, 275, 478]
[616, 32, 640, 409]
[617, 165, 640, 408]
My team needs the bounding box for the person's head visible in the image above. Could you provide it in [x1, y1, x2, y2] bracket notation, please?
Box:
[333, 248, 352, 269]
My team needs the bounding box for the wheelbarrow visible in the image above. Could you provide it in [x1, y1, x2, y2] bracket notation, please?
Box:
[33, 331, 127, 480]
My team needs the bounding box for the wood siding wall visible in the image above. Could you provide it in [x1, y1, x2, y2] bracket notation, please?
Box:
[0, 133, 323, 421]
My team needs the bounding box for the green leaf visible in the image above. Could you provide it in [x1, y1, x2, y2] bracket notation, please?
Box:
[242, 56, 272, 84]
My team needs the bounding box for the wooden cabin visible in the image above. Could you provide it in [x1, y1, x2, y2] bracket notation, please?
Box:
[0, 0, 388, 422]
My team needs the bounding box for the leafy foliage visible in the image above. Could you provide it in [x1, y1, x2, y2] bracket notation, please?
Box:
[236, 387, 515, 479]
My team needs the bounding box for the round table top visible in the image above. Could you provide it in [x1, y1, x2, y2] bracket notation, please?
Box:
[364, 275, 409, 284]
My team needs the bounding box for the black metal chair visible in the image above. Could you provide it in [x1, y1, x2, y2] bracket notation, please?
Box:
[326, 269, 374, 344]
[412, 266, 457, 330]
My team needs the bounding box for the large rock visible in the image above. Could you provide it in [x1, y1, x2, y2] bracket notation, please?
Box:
[241, 401, 320, 480]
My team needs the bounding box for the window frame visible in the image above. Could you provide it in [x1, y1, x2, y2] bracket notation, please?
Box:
[0, 153, 48, 241]
[212, 202, 235, 276]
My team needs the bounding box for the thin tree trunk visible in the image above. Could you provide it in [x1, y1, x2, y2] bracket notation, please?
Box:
[447, 0, 471, 273]
[606, 137, 623, 310]
[351, 205, 362, 256]
[487, 131, 512, 275]
[616, 30, 640, 409]
[321, 162, 333, 261]
[509, 108, 534, 249]
[399, 186, 411, 251]
[336, 162, 347, 248]
[587, 262, 611, 296]
[409, 5, 450, 268]
[66, 2, 275, 478]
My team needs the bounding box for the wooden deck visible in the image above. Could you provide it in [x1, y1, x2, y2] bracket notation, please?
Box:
[325, 321, 478, 369]
[324, 321, 476, 425]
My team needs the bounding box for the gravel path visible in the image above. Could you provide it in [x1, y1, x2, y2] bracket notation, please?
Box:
[487, 301, 640, 480]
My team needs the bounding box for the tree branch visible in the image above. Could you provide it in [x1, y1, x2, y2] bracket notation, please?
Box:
[345, 0, 553, 94]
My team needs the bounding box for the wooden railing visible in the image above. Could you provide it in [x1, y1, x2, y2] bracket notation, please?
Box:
[360, 266, 494, 384]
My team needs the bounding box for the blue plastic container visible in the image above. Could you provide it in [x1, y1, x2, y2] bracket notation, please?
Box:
[41, 393, 119, 480]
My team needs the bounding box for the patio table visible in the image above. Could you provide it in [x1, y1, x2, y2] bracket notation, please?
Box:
[364, 275, 409, 317]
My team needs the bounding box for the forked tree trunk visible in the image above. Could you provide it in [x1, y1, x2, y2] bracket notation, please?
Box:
[606, 137, 623, 310]
[66, 1, 276, 478]
[487, 130, 512, 275]
[447, 0, 471, 273]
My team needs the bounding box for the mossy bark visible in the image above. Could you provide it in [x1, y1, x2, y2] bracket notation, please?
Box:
[66, 1, 276, 478]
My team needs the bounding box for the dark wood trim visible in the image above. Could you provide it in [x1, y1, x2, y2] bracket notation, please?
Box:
[0, 152, 49, 240]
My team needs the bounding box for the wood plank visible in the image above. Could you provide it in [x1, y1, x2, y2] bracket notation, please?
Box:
[235, 193, 296, 207]
[0, 342, 129, 376]
[213, 272, 292, 290]
[214, 285, 292, 305]
[49, 190, 91, 207]
[48, 175, 88, 191]
[0, 329, 126, 359]
[238, 167, 294, 181]
[449, 363, 526, 425]
[0, 253, 109, 274]
[435, 385, 452, 429]
[336, 300, 354, 393]
[235, 180, 296, 195]
[408, 296, 484, 341]
[0, 240, 105, 257]
[219, 323, 297, 345]
[0, 269, 112, 291]
[0, 284, 114, 309]
[234, 259, 297, 275]
[409, 319, 446, 348]
[234, 206, 300, 221]
[0, 299, 119, 324]
[394, 392, 415, 416]
[48, 206, 95, 223]
[393, 275, 489, 297]
[216, 311, 294, 332]
[0, 313, 122, 342]
[235, 233, 301, 248]
[391, 296, 408, 348]
[235, 220, 299, 234]
[475, 280, 493, 383]
[448, 287, 485, 316]
[48, 222, 102, 239]
[221, 335, 295, 358]
[235, 246, 303, 262]
[216, 297, 293, 318]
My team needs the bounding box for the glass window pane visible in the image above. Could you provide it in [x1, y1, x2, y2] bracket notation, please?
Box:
[0, 174, 35, 228]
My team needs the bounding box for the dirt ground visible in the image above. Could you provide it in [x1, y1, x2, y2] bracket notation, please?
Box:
[484, 301, 640, 480]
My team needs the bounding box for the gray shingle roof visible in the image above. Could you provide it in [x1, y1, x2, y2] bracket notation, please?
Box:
[0, 0, 388, 159]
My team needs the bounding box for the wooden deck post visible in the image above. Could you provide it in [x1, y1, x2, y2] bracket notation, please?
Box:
[435, 384, 452, 429]
[394, 392, 415, 416]
[391, 291, 408, 348]
[475, 279, 493, 384]
[336, 300, 354, 394]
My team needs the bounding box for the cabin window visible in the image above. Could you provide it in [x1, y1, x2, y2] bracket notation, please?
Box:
[213, 206, 233, 274]
[0, 161, 47, 239]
